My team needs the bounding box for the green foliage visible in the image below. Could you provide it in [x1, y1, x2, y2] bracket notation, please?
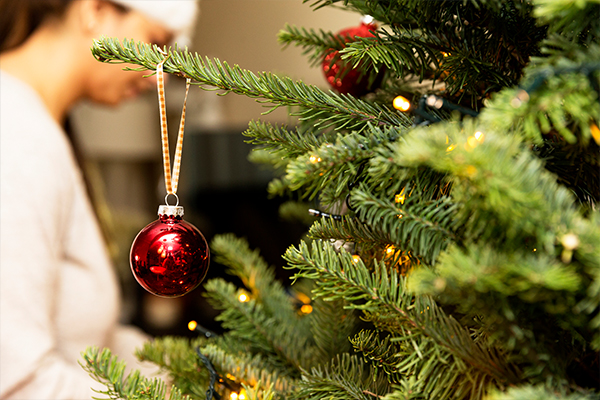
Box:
[85, 0, 600, 399]
[290, 353, 391, 400]
[80, 347, 189, 400]
[135, 337, 210, 399]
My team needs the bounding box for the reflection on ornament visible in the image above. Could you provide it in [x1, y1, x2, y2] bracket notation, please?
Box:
[130, 206, 210, 298]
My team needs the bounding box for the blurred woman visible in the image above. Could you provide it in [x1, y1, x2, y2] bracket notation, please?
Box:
[0, 1, 197, 398]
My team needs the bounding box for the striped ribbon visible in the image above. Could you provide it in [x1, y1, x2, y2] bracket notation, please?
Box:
[156, 56, 191, 196]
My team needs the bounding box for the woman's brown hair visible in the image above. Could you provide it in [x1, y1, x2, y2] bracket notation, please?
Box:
[0, 0, 73, 53]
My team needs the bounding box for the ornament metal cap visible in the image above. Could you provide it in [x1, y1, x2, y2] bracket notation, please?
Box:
[158, 205, 184, 217]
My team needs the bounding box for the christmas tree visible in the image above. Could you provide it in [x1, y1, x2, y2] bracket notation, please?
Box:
[80, 0, 600, 399]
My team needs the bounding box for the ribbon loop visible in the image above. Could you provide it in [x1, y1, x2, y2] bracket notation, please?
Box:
[156, 54, 191, 196]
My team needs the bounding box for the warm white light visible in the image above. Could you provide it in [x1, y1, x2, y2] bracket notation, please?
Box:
[238, 293, 249, 302]
[393, 96, 411, 112]
[300, 304, 313, 314]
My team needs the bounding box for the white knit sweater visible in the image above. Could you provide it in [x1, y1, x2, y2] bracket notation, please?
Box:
[0, 71, 154, 399]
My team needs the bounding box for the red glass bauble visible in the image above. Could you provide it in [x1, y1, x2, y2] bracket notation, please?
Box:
[130, 206, 210, 298]
[322, 17, 382, 97]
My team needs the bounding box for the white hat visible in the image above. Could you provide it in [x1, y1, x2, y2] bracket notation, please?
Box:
[112, 0, 199, 47]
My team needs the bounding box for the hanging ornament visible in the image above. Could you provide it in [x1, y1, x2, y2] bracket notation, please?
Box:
[322, 15, 383, 97]
[130, 54, 210, 298]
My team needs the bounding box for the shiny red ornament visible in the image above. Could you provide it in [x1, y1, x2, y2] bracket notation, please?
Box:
[322, 16, 382, 97]
[130, 205, 210, 298]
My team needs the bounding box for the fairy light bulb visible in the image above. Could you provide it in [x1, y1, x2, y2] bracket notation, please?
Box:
[393, 95, 411, 112]
[590, 123, 600, 145]
[395, 189, 406, 204]
[309, 155, 322, 163]
[230, 393, 238, 400]
[352, 254, 361, 263]
[188, 320, 198, 331]
[238, 293, 249, 302]
[300, 304, 313, 314]
[385, 245, 395, 255]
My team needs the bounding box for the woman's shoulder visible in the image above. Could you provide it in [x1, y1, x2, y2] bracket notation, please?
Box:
[1, 71, 77, 171]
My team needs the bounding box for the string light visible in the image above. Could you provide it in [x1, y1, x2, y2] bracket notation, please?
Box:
[238, 293, 249, 302]
[309, 155, 322, 163]
[591, 123, 600, 145]
[393, 95, 411, 112]
[446, 144, 456, 152]
[231, 389, 248, 400]
[188, 320, 197, 331]
[352, 254, 361, 264]
[300, 304, 313, 314]
[385, 245, 395, 256]
[395, 189, 406, 204]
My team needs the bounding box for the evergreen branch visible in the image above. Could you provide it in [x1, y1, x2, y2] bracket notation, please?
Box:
[284, 241, 520, 387]
[135, 337, 210, 399]
[340, 28, 440, 80]
[80, 347, 188, 400]
[203, 278, 313, 376]
[351, 188, 458, 265]
[91, 38, 407, 130]
[201, 343, 295, 395]
[210, 234, 293, 314]
[481, 39, 600, 146]
[291, 353, 392, 400]
[393, 119, 582, 248]
[533, 0, 600, 39]
[308, 217, 422, 269]
[379, 376, 427, 400]
[310, 297, 359, 364]
[247, 148, 288, 171]
[243, 120, 335, 159]
[282, 126, 404, 203]
[350, 330, 404, 383]
[278, 200, 317, 226]
[486, 384, 600, 400]
[210, 235, 315, 351]
[381, 329, 495, 400]
[284, 131, 374, 201]
[278, 24, 345, 66]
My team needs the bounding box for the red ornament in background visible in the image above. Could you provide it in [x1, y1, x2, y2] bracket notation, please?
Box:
[322, 15, 382, 97]
[130, 205, 210, 298]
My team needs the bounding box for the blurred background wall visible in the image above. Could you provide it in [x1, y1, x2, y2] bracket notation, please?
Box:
[70, 0, 361, 335]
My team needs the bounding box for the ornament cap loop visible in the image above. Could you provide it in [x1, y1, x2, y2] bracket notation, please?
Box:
[158, 205, 184, 217]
